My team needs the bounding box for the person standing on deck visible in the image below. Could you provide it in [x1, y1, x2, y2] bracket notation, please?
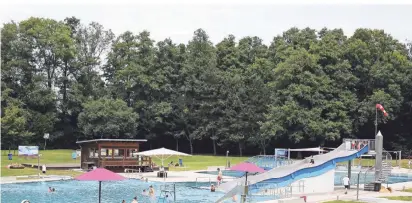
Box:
[217, 168, 223, 186]
[42, 164, 47, 174]
[342, 175, 350, 194]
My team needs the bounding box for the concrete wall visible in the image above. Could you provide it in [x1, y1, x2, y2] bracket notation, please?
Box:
[295, 169, 335, 194]
[255, 169, 335, 197]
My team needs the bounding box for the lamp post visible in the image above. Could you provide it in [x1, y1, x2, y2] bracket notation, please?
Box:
[226, 150, 230, 168]
[43, 133, 49, 150]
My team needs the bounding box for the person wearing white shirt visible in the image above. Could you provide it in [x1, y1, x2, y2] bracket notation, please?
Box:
[42, 165, 47, 174]
[342, 176, 350, 194]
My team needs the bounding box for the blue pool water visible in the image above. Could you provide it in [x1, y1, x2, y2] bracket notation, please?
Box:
[197, 170, 246, 177]
[197, 171, 412, 185]
[3, 172, 412, 203]
[1, 180, 224, 203]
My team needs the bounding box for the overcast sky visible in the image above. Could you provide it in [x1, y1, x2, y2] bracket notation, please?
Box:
[1, 2, 411, 44]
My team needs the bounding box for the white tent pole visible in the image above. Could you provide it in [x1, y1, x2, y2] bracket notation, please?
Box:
[288, 149, 290, 160]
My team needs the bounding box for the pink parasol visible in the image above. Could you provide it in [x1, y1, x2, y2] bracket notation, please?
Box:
[229, 162, 265, 173]
[229, 162, 265, 185]
[75, 168, 126, 203]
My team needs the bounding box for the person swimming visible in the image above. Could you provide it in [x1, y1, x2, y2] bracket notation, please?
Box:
[48, 187, 52, 192]
[210, 184, 216, 192]
[142, 189, 148, 196]
[131, 196, 138, 203]
[149, 185, 155, 197]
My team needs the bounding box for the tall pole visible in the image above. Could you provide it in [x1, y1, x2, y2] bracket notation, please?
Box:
[174, 183, 176, 202]
[37, 154, 40, 177]
[356, 172, 360, 200]
[375, 131, 383, 181]
[375, 107, 378, 136]
[99, 181, 102, 203]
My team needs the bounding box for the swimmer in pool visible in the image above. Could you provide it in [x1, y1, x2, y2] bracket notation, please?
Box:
[211, 184, 216, 192]
[149, 185, 155, 197]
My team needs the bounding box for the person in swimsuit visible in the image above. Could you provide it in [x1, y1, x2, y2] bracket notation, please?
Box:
[217, 168, 223, 185]
[211, 184, 216, 192]
[149, 185, 155, 198]
[310, 156, 315, 165]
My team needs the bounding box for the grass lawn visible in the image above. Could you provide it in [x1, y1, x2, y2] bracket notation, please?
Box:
[323, 201, 365, 203]
[1, 150, 248, 176]
[337, 158, 411, 168]
[151, 155, 247, 171]
[382, 196, 412, 201]
[1, 150, 82, 177]
[402, 188, 412, 193]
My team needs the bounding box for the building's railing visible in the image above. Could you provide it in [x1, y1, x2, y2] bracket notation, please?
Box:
[100, 159, 150, 167]
[124, 168, 142, 179]
[343, 139, 375, 152]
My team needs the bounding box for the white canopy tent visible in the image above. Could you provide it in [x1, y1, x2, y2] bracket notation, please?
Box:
[287, 147, 326, 160]
[288, 147, 326, 152]
[134, 147, 191, 166]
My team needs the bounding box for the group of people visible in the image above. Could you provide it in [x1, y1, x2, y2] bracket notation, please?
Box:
[209, 168, 223, 192]
[48, 187, 55, 192]
[121, 185, 155, 203]
[139, 177, 148, 182]
[350, 140, 368, 150]
[142, 185, 155, 197]
[168, 161, 180, 167]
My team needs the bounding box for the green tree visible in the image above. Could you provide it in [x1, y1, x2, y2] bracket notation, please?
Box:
[78, 99, 138, 138]
[179, 29, 217, 154]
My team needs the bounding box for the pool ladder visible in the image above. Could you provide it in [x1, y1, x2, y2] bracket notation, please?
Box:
[157, 184, 176, 203]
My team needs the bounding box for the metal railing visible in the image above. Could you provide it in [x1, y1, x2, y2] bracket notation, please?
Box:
[242, 179, 304, 201]
[158, 184, 176, 203]
[246, 155, 295, 169]
[194, 177, 236, 187]
[342, 139, 375, 152]
[124, 168, 141, 179]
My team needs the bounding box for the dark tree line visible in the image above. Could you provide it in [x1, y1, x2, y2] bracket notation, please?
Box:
[2, 17, 412, 156]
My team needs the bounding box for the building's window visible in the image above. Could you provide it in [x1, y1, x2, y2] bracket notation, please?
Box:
[113, 149, 125, 159]
[89, 149, 99, 158]
[128, 149, 138, 158]
[101, 148, 112, 157]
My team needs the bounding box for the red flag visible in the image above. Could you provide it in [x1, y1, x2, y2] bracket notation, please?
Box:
[376, 104, 388, 117]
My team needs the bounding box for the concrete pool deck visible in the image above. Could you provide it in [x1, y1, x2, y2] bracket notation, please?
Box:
[259, 181, 412, 203]
[1, 175, 72, 184]
[120, 170, 236, 183]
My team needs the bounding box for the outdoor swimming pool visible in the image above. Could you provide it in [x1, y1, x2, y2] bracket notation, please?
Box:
[3, 172, 412, 203]
[197, 170, 412, 185]
[1, 180, 225, 203]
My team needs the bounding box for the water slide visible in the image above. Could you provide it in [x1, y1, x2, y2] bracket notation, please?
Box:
[217, 143, 369, 202]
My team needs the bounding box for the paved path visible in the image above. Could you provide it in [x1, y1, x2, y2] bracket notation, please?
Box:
[121, 170, 235, 183]
[259, 181, 412, 203]
[358, 197, 412, 203]
[1, 175, 72, 184]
